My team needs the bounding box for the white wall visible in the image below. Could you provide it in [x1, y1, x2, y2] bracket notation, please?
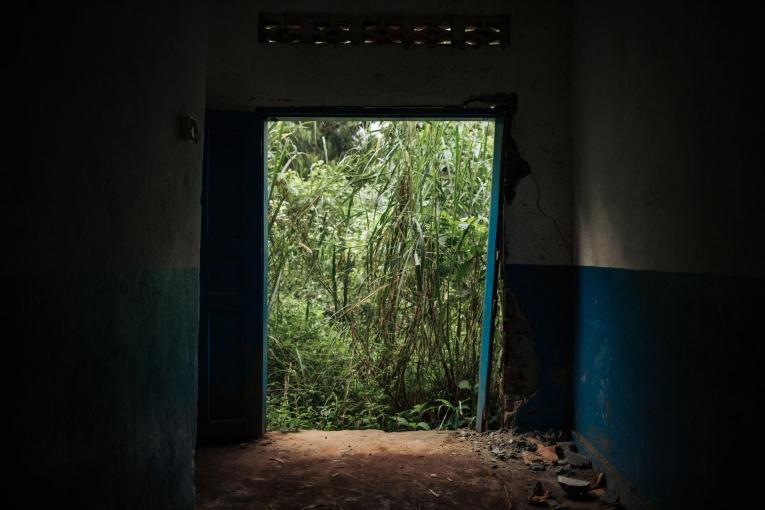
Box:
[207, 0, 574, 266]
[573, 0, 765, 277]
[6, 3, 207, 273]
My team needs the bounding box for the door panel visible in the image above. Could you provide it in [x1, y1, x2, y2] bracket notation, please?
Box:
[198, 111, 265, 443]
[208, 309, 245, 420]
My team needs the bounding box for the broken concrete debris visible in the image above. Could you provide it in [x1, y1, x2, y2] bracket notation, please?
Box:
[466, 428, 617, 505]
[589, 472, 605, 490]
[471, 428, 594, 475]
[528, 481, 552, 506]
[557, 475, 591, 498]
[563, 449, 592, 469]
[536, 444, 560, 463]
[522, 450, 544, 465]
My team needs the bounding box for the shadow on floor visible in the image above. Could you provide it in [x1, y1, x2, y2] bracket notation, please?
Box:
[196, 430, 609, 509]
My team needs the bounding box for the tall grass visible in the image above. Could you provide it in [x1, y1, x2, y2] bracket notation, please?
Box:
[267, 120, 501, 431]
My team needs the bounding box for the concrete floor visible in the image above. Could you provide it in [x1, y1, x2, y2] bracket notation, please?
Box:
[195, 430, 607, 509]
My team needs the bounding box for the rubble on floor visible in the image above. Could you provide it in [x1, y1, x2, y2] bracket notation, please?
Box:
[457, 428, 622, 508]
[197, 429, 621, 509]
[529, 481, 552, 505]
[557, 475, 590, 497]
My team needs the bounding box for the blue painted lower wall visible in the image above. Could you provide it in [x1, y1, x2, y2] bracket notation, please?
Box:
[505, 264, 574, 431]
[7, 262, 760, 507]
[574, 266, 764, 508]
[6, 269, 199, 508]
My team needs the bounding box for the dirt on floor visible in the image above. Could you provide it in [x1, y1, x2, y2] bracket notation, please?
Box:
[195, 429, 616, 510]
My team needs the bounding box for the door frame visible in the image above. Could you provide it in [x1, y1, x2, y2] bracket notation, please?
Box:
[254, 106, 504, 436]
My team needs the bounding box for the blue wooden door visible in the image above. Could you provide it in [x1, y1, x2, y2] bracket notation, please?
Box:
[476, 118, 504, 432]
[198, 111, 266, 442]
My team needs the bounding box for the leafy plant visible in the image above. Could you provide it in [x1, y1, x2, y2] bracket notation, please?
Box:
[395, 402, 435, 430]
[266, 120, 503, 431]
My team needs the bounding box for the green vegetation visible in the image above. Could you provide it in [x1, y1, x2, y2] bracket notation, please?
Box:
[267, 119, 501, 431]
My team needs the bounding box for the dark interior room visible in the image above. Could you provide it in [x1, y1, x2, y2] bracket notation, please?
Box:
[7, 1, 764, 508]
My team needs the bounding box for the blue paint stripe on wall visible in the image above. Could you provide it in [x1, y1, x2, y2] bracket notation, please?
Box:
[505, 264, 574, 431]
[6, 269, 198, 507]
[574, 266, 764, 507]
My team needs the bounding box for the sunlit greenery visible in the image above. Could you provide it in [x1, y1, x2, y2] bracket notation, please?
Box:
[266, 119, 501, 431]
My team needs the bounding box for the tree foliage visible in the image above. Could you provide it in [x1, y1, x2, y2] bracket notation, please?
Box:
[267, 120, 501, 431]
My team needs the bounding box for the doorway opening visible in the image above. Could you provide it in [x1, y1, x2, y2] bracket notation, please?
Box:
[196, 106, 598, 510]
[265, 115, 503, 433]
